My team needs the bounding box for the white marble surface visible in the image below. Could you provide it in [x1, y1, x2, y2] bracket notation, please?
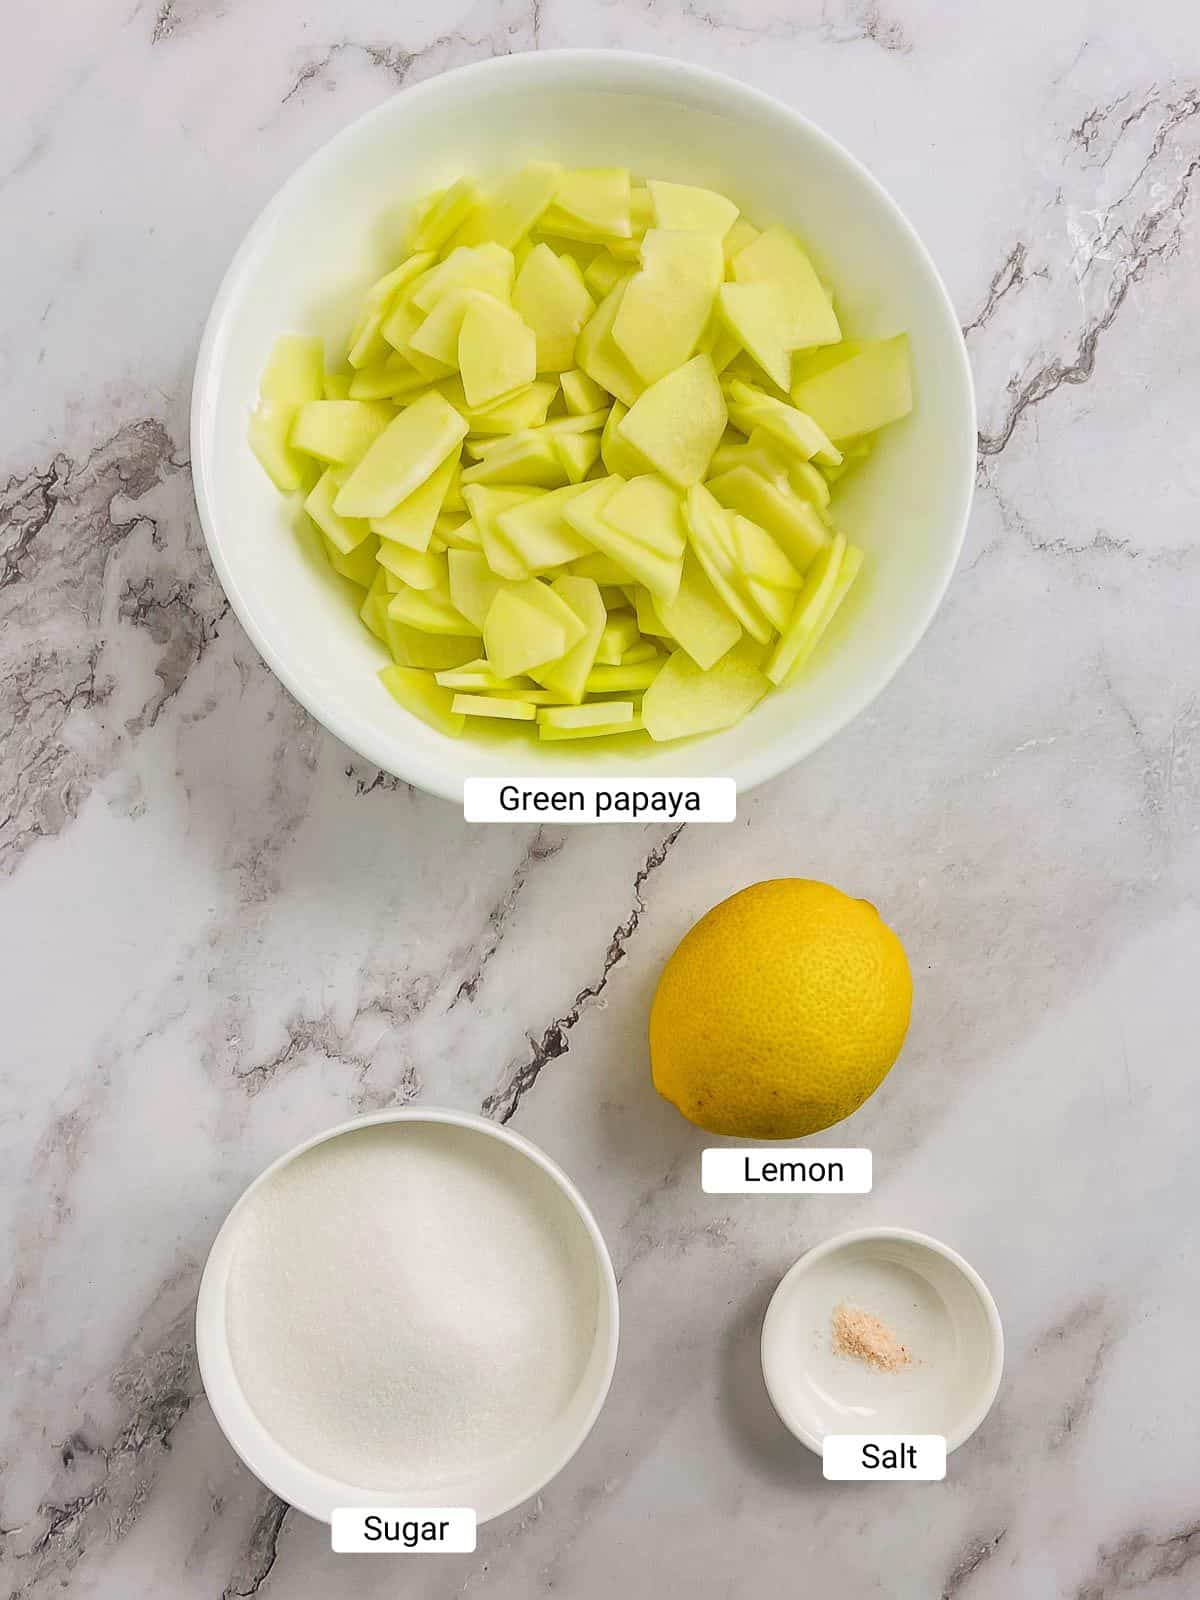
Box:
[3, 3, 1199, 1595]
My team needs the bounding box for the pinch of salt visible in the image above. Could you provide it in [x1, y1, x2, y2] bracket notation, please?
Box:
[830, 1302, 912, 1372]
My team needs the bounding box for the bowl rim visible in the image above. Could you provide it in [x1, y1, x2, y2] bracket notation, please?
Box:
[759, 1225, 1004, 1455]
[191, 48, 976, 803]
[195, 1104, 621, 1524]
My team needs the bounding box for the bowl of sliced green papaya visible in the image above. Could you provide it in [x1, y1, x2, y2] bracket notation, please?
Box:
[191, 50, 975, 801]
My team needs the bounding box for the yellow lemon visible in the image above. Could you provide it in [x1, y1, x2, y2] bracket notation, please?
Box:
[650, 879, 912, 1139]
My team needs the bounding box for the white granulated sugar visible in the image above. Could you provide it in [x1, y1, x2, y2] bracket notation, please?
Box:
[226, 1122, 599, 1489]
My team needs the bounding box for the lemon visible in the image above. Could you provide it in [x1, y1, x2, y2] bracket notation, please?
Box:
[649, 879, 912, 1139]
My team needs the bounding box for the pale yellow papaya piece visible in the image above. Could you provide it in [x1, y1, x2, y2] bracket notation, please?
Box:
[304, 468, 371, 555]
[482, 579, 587, 679]
[583, 252, 629, 300]
[457, 293, 538, 409]
[248, 334, 325, 492]
[359, 570, 390, 643]
[617, 354, 727, 489]
[783, 452, 833, 509]
[553, 432, 602, 483]
[633, 591, 664, 630]
[434, 513, 481, 551]
[655, 550, 743, 669]
[485, 686, 574, 705]
[789, 334, 912, 439]
[541, 407, 611, 435]
[696, 316, 742, 374]
[722, 351, 792, 402]
[460, 432, 569, 489]
[576, 280, 644, 408]
[613, 230, 724, 385]
[442, 458, 466, 512]
[375, 543, 445, 590]
[630, 186, 653, 231]
[347, 252, 436, 368]
[647, 180, 738, 236]
[560, 369, 610, 415]
[384, 620, 479, 670]
[387, 581, 479, 637]
[716, 283, 793, 391]
[461, 484, 547, 579]
[410, 179, 479, 254]
[766, 531, 846, 684]
[347, 360, 430, 401]
[722, 216, 760, 269]
[725, 379, 842, 466]
[719, 427, 832, 510]
[569, 550, 635, 585]
[538, 207, 613, 246]
[709, 430, 791, 485]
[828, 431, 883, 480]
[323, 370, 353, 399]
[584, 661, 662, 693]
[434, 659, 533, 691]
[705, 465, 830, 572]
[323, 531, 379, 586]
[495, 482, 594, 572]
[731, 224, 841, 348]
[642, 637, 770, 742]
[380, 291, 427, 359]
[367, 448, 459, 551]
[531, 575, 607, 703]
[635, 587, 672, 637]
[447, 550, 505, 630]
[729, 513, 802, 589]
[379, 665, 466, 736]
[539, 699, 636, 731]
[537, 713, 646, 741]
[683, 484, 773, 644]
[601, 399, 654, 478]
[563, 477, 683, 602]
[744, 577, 795, 633]
[334, 392, 467, 519]
[602, 474, 687, 560]
[594, 607, 641, 666]
[290, 399, 395, 466]
[439, 377, 558, 434]
[409, 288, 474, 369]
[512, 244, 595, 372]
[779, 543, 864, 684]
[553, 167, 633, 237]
[451, 692, 538, 721]
[411, 243, 515, 314]
[456, 163, 562, 248]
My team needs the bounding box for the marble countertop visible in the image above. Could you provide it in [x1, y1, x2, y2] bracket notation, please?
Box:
[3, 3, 1199, 1596]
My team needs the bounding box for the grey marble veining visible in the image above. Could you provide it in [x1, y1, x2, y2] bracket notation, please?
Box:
[2, 2, 1199, 1596]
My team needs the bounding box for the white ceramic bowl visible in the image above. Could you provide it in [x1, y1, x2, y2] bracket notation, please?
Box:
[760, 1228, 1003, 1454]
[195, 1108, 619, 1524]
[192, 51, 975, 802]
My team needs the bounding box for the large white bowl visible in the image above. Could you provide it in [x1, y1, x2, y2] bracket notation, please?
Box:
[196, 1108, 620, 1524]
[192, 51, 974, 802]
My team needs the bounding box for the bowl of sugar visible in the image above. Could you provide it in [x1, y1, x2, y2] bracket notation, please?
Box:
[196, 1108, 619, 1524]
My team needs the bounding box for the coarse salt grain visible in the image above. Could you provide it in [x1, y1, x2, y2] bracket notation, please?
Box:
[226, 1122, 598, 1488]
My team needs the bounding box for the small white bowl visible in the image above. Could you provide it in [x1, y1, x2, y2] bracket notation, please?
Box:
[191, 50, 975, 802]
[761, 1228, 1003, 1454]
[196, 1108, 619, 1524]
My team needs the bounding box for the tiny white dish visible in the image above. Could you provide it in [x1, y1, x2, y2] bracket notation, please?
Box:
[196, 1107, 619, 1525]
[760, 1227, 1003, 1454]
[191, 50, 975, 802]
